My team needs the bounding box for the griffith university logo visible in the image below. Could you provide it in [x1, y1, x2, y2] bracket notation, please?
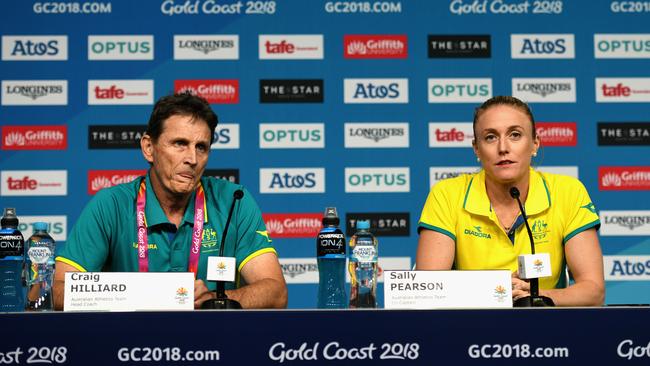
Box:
[2, 125, 67, 150]
[344, 35, 407, 59]
[599, 167, 650, 190]
[174, 79, 239, 104]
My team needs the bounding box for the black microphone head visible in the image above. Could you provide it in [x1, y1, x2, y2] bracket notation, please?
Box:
[233, 189, 244, 200]
[509, 187, 520, 199]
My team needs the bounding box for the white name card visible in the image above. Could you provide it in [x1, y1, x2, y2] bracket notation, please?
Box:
[64, 272, 194, 311]
[384, 270, 513, 309]
[206, 256, 236, 282]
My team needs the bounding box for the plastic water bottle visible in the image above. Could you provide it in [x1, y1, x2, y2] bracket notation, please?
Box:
[0, 208, 25, 312]
[25, 222, 55, 311]
[317, 207, 347, 308]
[348, 220, 378, 308]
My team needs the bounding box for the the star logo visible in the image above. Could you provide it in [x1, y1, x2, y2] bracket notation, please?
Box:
[256, 230, 272, 243]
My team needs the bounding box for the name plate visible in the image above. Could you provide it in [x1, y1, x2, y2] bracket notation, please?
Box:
[384, 270, 513, 309]
[64, 272, 194, 311]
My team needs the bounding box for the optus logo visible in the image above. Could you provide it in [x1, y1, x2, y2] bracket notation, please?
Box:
[259, 123, 324, 149]
[428, 78, 492, 103]
[345, 167, 410, 193]
[88, 35, 153, 60]
[260, 168, 325, 194]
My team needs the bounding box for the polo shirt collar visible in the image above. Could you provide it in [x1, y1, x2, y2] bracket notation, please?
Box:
[462, 168, 551, 217]
[143, 172, 208, 227]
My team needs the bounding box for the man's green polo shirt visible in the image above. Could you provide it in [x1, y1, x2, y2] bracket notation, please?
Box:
[57, 172, 275, 290]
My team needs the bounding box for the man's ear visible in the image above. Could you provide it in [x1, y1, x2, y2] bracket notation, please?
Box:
[141, 134, 154, 164]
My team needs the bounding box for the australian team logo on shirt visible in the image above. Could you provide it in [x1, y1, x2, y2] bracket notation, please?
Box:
[531, 219, 550, 242]
[463, 225, 492, 239]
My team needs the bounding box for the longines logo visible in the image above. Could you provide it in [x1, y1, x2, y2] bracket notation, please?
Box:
[344, 122, 409, 148]
[1, 80, 67, 105]
[88, 125, 147, 149]
[278, 258, 318, 284]
[428, 35, 491, 58]
[345, 212, 410, 237]
[2, 35, 68, 61]
[204, 169, 240, 184]
[429, 167, 478, 187]
[600, 211, 650, 236]
[173, 35, 239, 60]
[598, 122, 650, 146]
[260, 79, 323, 103]
[512, 78, 576, 102]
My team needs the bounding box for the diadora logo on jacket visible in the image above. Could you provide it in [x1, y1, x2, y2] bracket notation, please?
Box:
[344, 78, 408, 104]
[345, 167, 410, 193]
[259, 168, 325, 194]
[464, 226, 492, 239]
[88, 35, 153, 60]
[510, 34, 575, 59]
[2, 35, 68, 61]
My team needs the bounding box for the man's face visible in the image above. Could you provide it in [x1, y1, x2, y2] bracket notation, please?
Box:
[472, 105, 539, 185]
[141, 114, 211, 197]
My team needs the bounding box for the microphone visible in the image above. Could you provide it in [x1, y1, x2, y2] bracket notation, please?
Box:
[201, 189, 244, 310]
[509, 187, 555, 307]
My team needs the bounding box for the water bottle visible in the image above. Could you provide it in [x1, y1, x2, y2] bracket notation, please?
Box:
[317, 207, 347, 308]
[0, 208, 25, 312]
[348, 220, 378, 308]
[25, 222, 55, 311]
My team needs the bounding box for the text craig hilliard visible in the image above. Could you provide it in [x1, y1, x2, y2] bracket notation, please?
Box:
[68, 273, 127, 292]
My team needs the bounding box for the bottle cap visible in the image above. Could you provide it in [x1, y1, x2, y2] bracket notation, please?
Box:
[1, 208, 19, 228]
[322, 207, 340, 226]
[356, 220, 370, 230]
[33, 222, 48, 232]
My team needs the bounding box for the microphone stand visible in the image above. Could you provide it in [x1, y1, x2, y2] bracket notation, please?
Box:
[201, 190, 244, 309]
[510, 187, 555, 307]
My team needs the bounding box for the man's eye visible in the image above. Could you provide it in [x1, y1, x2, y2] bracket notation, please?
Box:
[484, 135, 496, 142]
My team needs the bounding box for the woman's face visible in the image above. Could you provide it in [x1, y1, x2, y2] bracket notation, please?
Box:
[473, 104, 540, 186]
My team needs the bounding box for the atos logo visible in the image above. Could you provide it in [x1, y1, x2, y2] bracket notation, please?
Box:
[511, 34, 575, 59]
[428, 122, 474, 147]
[260, 168, 325, 194]
[211, 123, 239, 149]
[2, 36, 68, 61]
[604, 256, 650, 280]
[345, 167, 410, 193]
[344, 79, 408, 104]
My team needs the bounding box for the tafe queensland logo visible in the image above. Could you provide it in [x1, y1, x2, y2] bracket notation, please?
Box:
[88, 170, 146, 195]
[344, 35, 407, 59]
[174, 80, 239, 104]
[511, 34, 575, 59]
[260, 168, 325, 194]
[2, 35, 68, 61]
[263, 213, 323, 238]
[173, 35, 239, 60]
[429, 122, 474, 147]
[599, 167, 650, 190]
[2, 125, 67, 150]
[344, 78, 408, 104]
[596, 78, 650, 102]
[88, 80, 154, 105]
[536, 122, 577, 146]
[1, 170, 67, 196]
[259, 35, 323, 60]
[1, 80, 67, 106]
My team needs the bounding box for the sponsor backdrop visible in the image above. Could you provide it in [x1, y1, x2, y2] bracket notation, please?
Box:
[0, 1, 649, 308]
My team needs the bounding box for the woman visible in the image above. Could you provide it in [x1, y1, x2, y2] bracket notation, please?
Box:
[416, 96, 604, 306]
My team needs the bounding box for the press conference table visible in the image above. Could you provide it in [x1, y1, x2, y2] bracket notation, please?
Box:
[3, 307, 649, 365]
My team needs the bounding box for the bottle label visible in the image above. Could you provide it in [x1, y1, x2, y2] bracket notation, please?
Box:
[352, 245, 377, 263]
[317, 232, 345, 257]
[0, 233, 24, 258]
[28, 246, 52, 264]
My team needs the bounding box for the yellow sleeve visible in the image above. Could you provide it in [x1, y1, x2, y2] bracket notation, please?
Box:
[418, 178, 458, 241]
[561, 177, 601, 243]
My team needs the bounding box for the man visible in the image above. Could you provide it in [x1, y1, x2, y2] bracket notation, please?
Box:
[53, 93, 287, 309]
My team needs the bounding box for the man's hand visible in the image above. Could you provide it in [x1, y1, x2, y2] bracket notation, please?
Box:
[511, 271, 530, 301]
[194, 279, 215, 309]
